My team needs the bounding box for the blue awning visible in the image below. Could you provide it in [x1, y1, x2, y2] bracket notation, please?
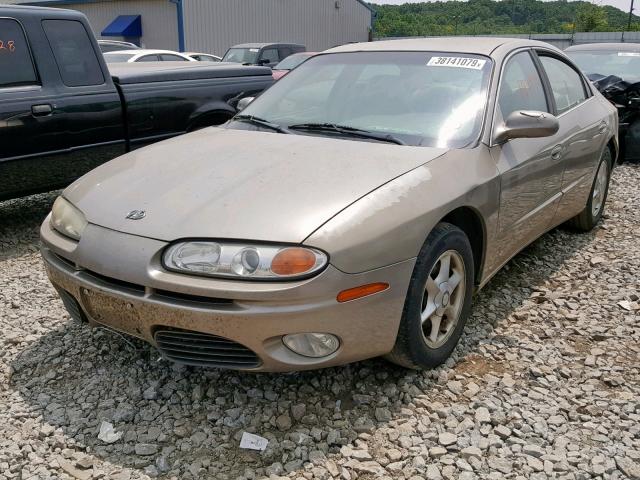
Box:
[101, 15, 142, 37]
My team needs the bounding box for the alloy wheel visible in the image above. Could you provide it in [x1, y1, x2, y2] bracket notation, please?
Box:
[420, 250, 466, 349]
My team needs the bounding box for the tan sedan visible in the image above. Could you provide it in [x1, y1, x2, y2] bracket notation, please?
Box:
[40, 38, 618, 371]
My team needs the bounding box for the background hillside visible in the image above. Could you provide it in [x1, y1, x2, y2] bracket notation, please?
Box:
[372, 0, 640, 36]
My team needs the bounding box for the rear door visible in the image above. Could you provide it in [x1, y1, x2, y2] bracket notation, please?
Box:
[41, 19, 125, 178]
[535, 52, 608, 221]
[0, 16, 68, 199]
[488, 50, 566, 271]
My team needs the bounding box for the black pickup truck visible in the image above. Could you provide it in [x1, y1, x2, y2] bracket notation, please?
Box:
[0, 5, 273, 200]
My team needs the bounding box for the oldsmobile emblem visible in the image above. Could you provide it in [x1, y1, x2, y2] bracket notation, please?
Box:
[125, 210, 146, 220]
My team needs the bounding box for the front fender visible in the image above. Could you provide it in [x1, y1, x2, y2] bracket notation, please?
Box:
[303, 147, 500, 274]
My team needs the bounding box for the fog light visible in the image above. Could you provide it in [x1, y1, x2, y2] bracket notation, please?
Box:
[282, 333, 340, 358]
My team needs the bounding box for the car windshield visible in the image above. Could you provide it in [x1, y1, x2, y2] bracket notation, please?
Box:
[567, 50, 640, 84]
[234, 51, 493, 148]
[104, 54, 135, 63]
[274, 54, 312, 70]
[222, 47, 260, 64]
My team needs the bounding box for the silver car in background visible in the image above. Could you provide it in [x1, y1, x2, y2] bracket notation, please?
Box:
[40, 38, 617, 372]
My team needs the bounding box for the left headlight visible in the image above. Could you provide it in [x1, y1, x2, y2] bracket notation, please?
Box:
[163, 242, 328, 280]
[51, 196, 87, 241]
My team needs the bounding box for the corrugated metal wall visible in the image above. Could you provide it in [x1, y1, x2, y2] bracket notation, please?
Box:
[7, 0, 179, 50]
[183, 0, 371, 56]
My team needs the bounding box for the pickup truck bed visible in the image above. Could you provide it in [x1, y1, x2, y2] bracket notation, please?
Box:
[0, 5, 273, 201]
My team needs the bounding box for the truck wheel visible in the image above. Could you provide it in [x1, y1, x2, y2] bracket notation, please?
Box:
[567, 148, 612, 232]
[386, 223, 474, 369]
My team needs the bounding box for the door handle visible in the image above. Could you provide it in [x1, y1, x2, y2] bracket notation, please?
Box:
[31, 104, 53, 116]
[551, 144, 563, 160]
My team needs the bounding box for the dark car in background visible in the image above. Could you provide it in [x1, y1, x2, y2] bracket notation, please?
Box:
[272, 52, 317, 80]
[222, 42, 306, 68]
[566, 43, 640, 161]
[0, 5, 273, 200]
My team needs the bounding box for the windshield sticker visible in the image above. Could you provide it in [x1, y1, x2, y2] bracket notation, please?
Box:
[249, 48, 259, 52]
[618, 52, 640, 57]
[427, 56, 486, 69]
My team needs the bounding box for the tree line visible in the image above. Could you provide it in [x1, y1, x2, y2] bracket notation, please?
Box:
[371, 0, 640, 37]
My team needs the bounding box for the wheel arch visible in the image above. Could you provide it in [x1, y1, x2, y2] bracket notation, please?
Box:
[606, 136, 618, 167]
[438, 206, 486, 285]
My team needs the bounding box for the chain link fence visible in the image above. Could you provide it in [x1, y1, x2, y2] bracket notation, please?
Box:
[375, 31, 640, 49]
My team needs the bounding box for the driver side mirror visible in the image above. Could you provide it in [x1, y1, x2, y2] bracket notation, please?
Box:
[494, 110, 559, 144]
[258, 58, 270, 66]
[237, 97, 255, 112]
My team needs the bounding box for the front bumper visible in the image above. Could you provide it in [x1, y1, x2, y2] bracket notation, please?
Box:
[40, 217, 415, 372]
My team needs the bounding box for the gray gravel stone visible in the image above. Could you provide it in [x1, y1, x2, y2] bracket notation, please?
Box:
[1, 166, 639, 480]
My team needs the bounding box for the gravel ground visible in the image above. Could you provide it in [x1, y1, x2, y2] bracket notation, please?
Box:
[0, 165, 638, 480]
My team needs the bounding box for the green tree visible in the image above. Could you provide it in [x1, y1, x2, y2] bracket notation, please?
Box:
[576, 3, 608, 31]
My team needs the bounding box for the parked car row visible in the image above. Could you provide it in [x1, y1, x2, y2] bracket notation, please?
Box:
[37, 30, 619, 371]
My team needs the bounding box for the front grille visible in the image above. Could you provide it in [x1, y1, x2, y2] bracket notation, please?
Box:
[154, 328, 261, 369]
[56, 288, 86, 323]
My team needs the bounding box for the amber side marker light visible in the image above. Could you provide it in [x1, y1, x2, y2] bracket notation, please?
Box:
[337, 282, 389, 303]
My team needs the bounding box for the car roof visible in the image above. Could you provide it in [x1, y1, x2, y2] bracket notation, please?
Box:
[105, 49, 186, 56]
[565, 42, 640, 52]
[230, 43, 305, 49]
[0, 4, 87, 21]
[326, 37, 559, 57]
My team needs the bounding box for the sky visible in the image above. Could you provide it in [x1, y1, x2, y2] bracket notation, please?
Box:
[374, 0, 633, 14]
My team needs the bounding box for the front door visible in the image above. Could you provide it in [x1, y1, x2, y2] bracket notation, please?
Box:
[0, 17, 68, 199]
[487, 50, 566, 272]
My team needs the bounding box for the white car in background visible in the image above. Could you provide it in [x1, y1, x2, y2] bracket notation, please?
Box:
[185, 52, 222, 62]
[104, 49, 196, 63]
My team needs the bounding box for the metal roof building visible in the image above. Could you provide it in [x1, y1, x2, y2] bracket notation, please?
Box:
[3, 0, 375, 56]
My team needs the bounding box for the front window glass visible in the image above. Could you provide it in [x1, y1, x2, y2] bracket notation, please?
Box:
[567, 50, 640, 84]
[104, 53, 135, 63]
[222, 47, 259, 64]
[260, 48, 279, 63]
[234, 51, 493, 148]
[498, 52, 548, 119]
[0, 19, 38, 88]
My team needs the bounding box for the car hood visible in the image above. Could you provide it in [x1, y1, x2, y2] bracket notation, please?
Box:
[64, 128, 447, 243]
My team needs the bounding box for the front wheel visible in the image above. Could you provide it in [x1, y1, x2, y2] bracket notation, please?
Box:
[386, 223, 474, 369]
[566, 148, 612, 232]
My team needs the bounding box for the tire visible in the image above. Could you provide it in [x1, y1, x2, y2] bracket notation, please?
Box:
[386, 222, 474, 369]
[566, 148, 612, 232]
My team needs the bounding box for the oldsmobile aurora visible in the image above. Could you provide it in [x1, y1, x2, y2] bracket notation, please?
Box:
[40, 38, 618, 371]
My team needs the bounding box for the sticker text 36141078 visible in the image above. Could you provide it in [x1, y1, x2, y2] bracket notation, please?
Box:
[427, 56, 486, 70]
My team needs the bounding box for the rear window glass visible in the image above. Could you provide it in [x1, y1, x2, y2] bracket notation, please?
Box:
[0, 19, 38, 88]
[104, 53, 135, 63]
[42, 19, 104, 87]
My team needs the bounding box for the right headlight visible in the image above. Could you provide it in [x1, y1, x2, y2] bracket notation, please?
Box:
[163, 242, 328, 280]
[51, 196, 87, 241]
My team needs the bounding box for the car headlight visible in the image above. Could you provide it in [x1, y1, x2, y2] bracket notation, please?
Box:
[51, 196, 87, 241]
[163, 242, 327, 280]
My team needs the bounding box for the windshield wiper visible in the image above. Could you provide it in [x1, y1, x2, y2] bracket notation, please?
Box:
[288, 123, 406, 145]
[234, 115, 290, 134]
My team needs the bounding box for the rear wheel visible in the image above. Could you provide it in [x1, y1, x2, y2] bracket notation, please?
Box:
[387, 223, 474, 369]
[567, 148, 611, 232]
